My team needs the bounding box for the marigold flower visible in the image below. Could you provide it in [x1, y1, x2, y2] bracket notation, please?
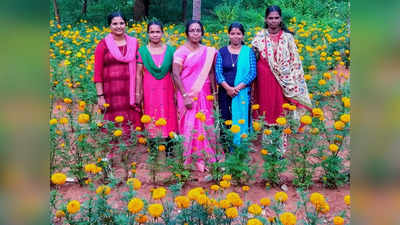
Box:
[158, 145, 166, 152]
[334, 121, 345, 130]
[340, 114, 350, 123]
[127, 198, 144, 214]
[238, 119, 245, 124]
[78, 113, 90, 124]
[282, 103, 290, 109]
[300, 115, 312, 125]
[55, 210, 65, 218]
[59, 117, 69, 124]
[211, 184, 220, 191]
[135, 214, 148, 223]
[247, 218, 263, 225]
[242, 185, 250, 192]
[126, 178, 141, 190]
[252, 122, 261, 131]
[196, 194, 208, 205]
[241, 133, 248, 139]
[342, 97, 351, 107]
[103, 103, 110, 108]
[312, 108, 323, 118]
[304, 74, 312, 81]
[283, 128, 292, 134]
[261, 149, 268, 155]
[114, 115, 124, 123]
[67, 200, 80, 214]
[187, 187, 205, 200]
[251, 104, 260, 110]
[63, 98, 72, 104]
[224, 120, 233, 126]
[264, 129, 272, 135]
[225, 207, 238, 219]
[320, 201, 330, 213]
[288, 105, 297, 111]
[195, 112, 206, 122]
[329, 144, 339, 153]
[49, 119, 58, 125]
[113, 129, 122, 137]
[148, 203, 163, 218]
[219, 199, 231, 209]
[260, 197, 271, 207]
[138, 137, 147, 144]
[279, 212, 297, 225]
[197, 134, 205, 141]
[310, 192, 326, 208]
[175, 196, 190, 209]
[152, 187, 167, 200]
[275, 191, 288, 203]
[318, 79, 326, 85]
[51, 172, 66, 185]
[140, 114, 151, 124]
[154, 117, 167, 127]
[96, 185, 111, 196]
[97, 122, 103, 127]
[344, 195, 350, 206]
[248, 203, 262, 215]
[230, 125, 240, 133]
[323, 72, 331, 80]
[206, 95, 214, 101]
[333, 216, 344, 225]
[219, 180, 231, 188]
[222, 174, 232, 181]
[276, 117, 287, 125]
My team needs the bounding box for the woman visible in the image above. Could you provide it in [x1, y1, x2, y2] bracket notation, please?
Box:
[215, 22, 256, 145]
[252, 6, 312, 124]
[135, 21, 178, 155]
[94, 12, 142, 139]
[251, 6, 312, 152]
[172, 20, 217, 172]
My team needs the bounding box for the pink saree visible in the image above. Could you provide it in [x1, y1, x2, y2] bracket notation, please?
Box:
[173, 45, 216, 172]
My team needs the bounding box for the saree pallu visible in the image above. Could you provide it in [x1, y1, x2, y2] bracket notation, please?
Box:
[173, 45, 217, 172]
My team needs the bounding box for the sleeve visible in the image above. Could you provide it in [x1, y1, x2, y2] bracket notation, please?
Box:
[215, 51, 225, 84]
[240, 49, 257, 85]
[93, 40, 105, 83]
[173, 47, 185, 65]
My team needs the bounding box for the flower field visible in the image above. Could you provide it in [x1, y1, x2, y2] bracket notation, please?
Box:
[49, 19, 350, 225]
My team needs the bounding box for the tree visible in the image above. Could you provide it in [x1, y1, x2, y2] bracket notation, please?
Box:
[82, 0, 88, 16]
[192, 0, 201, 20]
[182, 0, 187, 22]
[52, 0, 61, 24]
[134, 0, 150, 21]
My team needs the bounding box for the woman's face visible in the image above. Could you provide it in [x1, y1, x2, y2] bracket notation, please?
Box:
[110, 16, 126, 36]
[228, 27, 243, 46]
[187, 23, 202, 43]
[148, 24, 163, 44]
[265, 11, 281, 29]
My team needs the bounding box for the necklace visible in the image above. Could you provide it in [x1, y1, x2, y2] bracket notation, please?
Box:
[229, 45, 240, 67]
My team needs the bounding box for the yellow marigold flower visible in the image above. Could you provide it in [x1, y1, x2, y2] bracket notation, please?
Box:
[155, 118, 167, 126]
[242, 185, 250, 192]
[344, 195, 350, 205]
[219, 199, 231, 209]
[261, 149, 268, 155]
[230, 197, 243, 207]
[59, 117, 69, 124]
[97, 122, 103, 127]
[329, 144, 339, 153]
[248, 203, 262, 215]
[304, 74, 312, 81]
[300, 115, 312, 125]
[127, 198, 144, 214]
[193, 96, 198, 101]
[197, 134, 205, 141]
[276, 117, 287, 125]
[67, 200, 80, 214]
[312, 108, 323, 118]
[275, 191, 288, 203]
[282, 103, 290, 109]
[288, 105, 297, 111]
[148, 203, 163, 218]
[55, 210, 65, 218]
[63, 98, 72, 104]
[340, 114, 350, 123]
[127, 178, 141, 190]
[318, 79, 326, 85]
[323, 72, 332, 80]
[196, 194, 208, 205]
[51, 172, 66, 185]
[333, 216, 344, 225]
[342, 97, 351, 107]
[49, 118, 58, 125]
[260, 197, 271, 207]
[308, 65, 316, 70]
[96, 185, 111, 196]
[187, 187, 205, 201]
[320, 201, 330, 213]
[334, 121, 345, 130]
[252, 122, 261, 131]
[113, 129, 123, 137]
[55, 130, 62, 135]
[247, 218, 263, 225]
[219, 180, 231, 188]
[78, 113, 90, 124]
[152, 187, 167, 200]
[251, 104, 260, 110]
[279, 212, 297, 225]
[135, 214, 148, 223]
[222, 174, 232, 181]
[158, 145, 166, 152]
[169, 131, 176, 138]
[224, 120, 233, 126]
[103, 103, 110, 108]
[211, 184, 220, 191]
[195, 112, 206, 122]
[241, 133, 248, 139]
[264, 129, 272, 135]
[114, 115, 124, 123]
[206, 95, 214, 101]
[135, 126, 142, 131]
[283, 128, 292, 134]
[238, 119, 245, 124]
[78, 101, 86, 110]
[175, 196, 190, 209]
[310, 192, 326, 207]
[138, 137, 147, 144]
[230, 125, 240, 133]
[140, 114, 152, 124]
[225, 207, 238, 219]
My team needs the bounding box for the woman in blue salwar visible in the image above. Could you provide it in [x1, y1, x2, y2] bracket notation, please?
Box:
[215, 22, 257, 145]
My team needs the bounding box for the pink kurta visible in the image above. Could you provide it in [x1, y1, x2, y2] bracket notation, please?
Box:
[173, 45, 216, 171]
[137, 49, 178, 138]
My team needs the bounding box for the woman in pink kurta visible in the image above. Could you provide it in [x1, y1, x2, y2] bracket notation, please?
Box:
[135, 21, 177, 140]
[172, 20, 217, 172]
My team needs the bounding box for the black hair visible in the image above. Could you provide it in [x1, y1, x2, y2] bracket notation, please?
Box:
[107, 12, 127, 26]
[228, 22, 245, 45]
[264, 5, 294, 35]
[185, 20, 204, 36]
[147, 21, 164, 33]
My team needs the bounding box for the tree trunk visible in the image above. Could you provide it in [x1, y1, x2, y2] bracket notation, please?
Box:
[134, 0, 150, 21]
[192, 0, 201, 20]
[52, 0, 61, 24]
[82, 0, 88, 16]
[182, 0, 187, 22]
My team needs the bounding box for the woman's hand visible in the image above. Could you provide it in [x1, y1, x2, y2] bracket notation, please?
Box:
[135, 93, 142, 109]
[225, 86, 238, 98]
[97, 96, 106, 112]
[183, 95, 193, 110]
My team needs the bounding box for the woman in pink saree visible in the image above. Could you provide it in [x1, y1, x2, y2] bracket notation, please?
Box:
[172, 20, 217, 172]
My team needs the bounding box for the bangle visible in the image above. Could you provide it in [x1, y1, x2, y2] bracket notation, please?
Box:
[182, 93, 188, 97]
[97, 94, 104, 97]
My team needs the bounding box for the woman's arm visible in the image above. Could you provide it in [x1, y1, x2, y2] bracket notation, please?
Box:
[172, 62, 193, 109]
[94, 40, 106, 110]
[135, 63, 143, 107]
